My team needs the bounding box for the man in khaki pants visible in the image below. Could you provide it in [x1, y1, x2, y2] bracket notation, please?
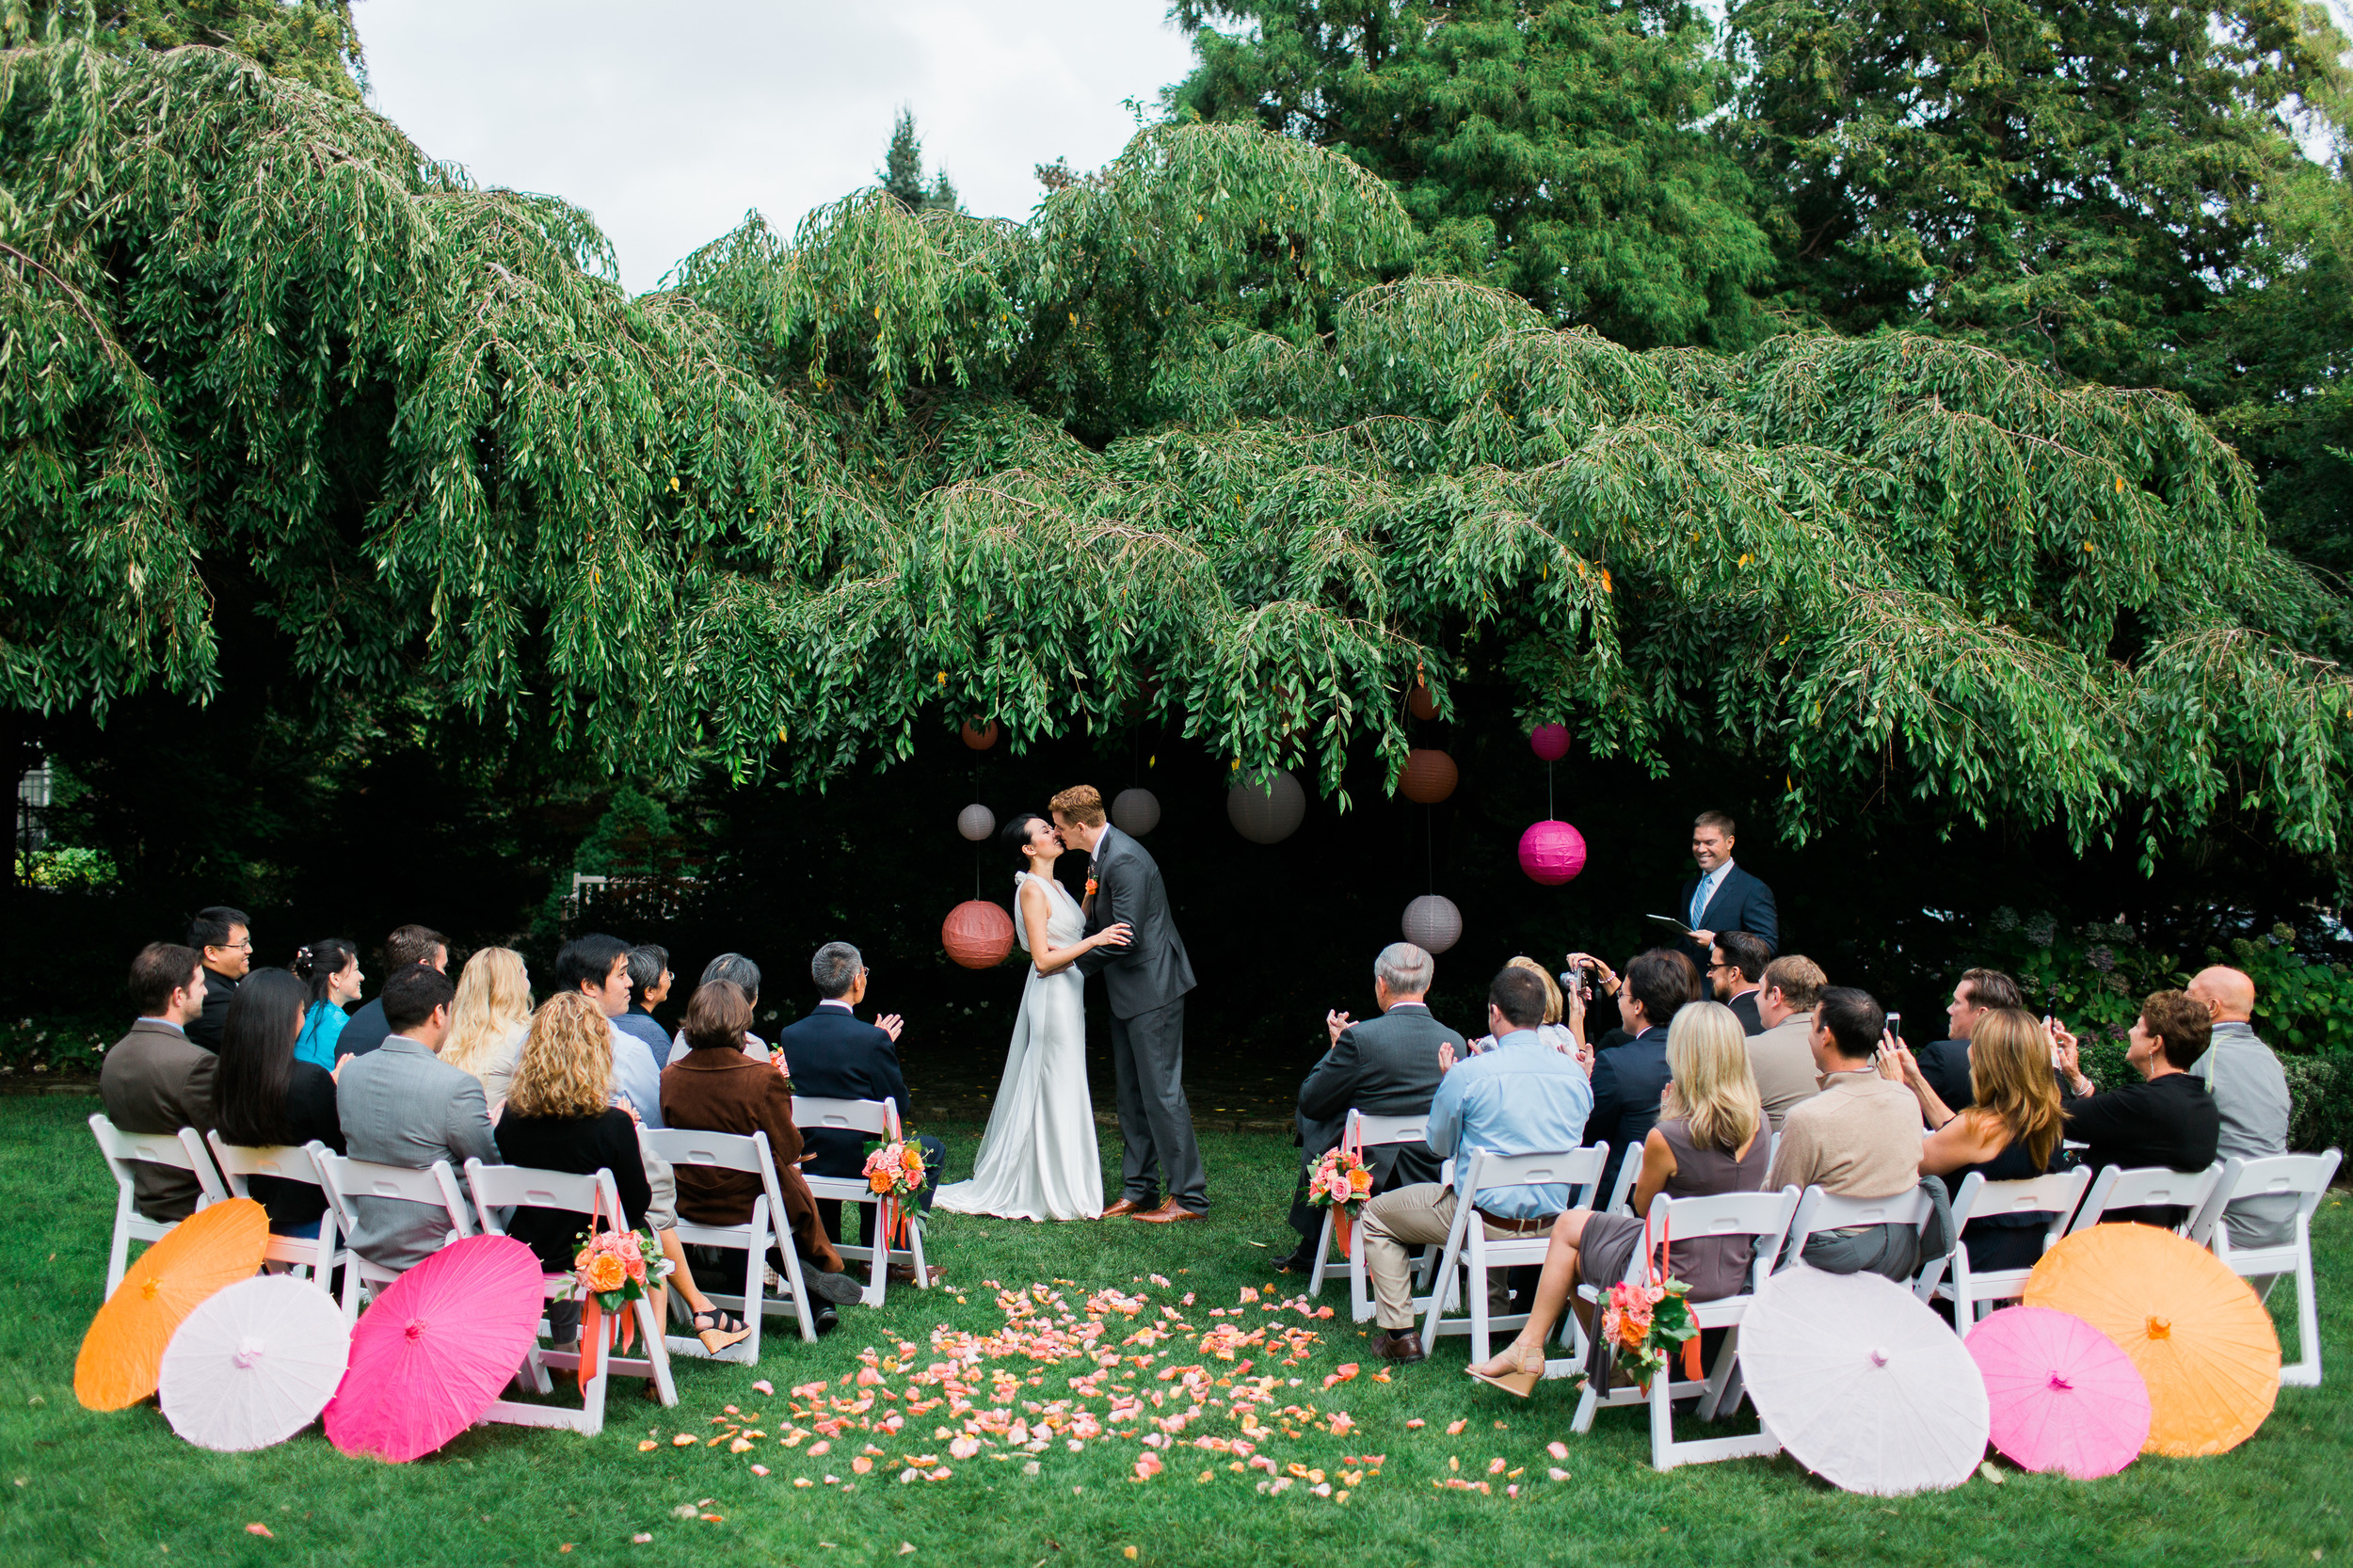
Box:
[1361, 967, 1595, 1363]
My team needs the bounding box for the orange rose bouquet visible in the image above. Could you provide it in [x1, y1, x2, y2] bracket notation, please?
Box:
[862, 1138, 925, 1250]
[560, 1223, 671, 1385]
[1306, 1146, 1375, 1251]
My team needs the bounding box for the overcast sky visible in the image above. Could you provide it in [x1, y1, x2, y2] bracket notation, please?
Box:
[359, 2, 1202, 295]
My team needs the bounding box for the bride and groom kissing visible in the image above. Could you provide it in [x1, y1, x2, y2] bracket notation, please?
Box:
[934, 785, 1209, 1225]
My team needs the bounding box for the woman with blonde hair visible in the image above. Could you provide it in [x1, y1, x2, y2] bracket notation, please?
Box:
[1466, 1000, 1769, 1396]
[441, 946, 535, 1108]
[496, 992, 749, 1355]
[1881, 1006, 2071, 1272]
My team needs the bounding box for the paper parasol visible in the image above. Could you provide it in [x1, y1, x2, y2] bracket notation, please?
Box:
[75, 1197, 267, 1411]
[1965, 1305, 2151, 1478]
[323, 1234, 545, 1463]
[2024, 1223, 2279, 1456]
[1740, 1265, 1990, 1496]
[159, 1273, 351, 1451]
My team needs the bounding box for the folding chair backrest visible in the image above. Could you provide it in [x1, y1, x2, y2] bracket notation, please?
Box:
[2219, 1150, 2342, 1224]
[792, 1096, 895, 1140]
[1644, 1187, 1803, 1296]
[641, 1127, 764, 1176]
[1348, 1109, 1431, 1149]
[205, 1133, 328, 1196]
[1465, 1147, 1609, 1211]
[464, 1161, 617, 1233]
[89, 1115, 228, 1206]
[2072, 1162, 2225, 1235]
[311, 1149, 471, 1240]
[1604, 1149, 1642, 1216]
[1970, 1167, 2091, 1245]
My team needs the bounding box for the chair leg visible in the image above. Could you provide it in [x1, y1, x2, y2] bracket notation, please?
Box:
[1697, 1327, 1742, 1421]
[105, 1198, 133, 1302]
[1308, 1208, 1335, 1297]
[637, 1292, 679, 1407]
[908, 1217, 930, 1288]
[2284, 1249, 2323, 1388]
[738, 1233, 766, 1366]
[1466, 1236, 1491, 1367]
[1649, 1366, 1678, 1471]
[1571, 1379, 1600, 1434]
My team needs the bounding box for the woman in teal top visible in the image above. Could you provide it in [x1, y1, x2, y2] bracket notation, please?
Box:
[291, 938, 363, 1069]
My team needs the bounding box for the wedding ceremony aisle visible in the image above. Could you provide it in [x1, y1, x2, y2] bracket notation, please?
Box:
[6, 1094, 2345, 1567]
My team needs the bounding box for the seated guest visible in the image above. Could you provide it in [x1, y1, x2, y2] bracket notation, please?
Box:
[440, 946, 535, 1111]
[2186, 965, 2297, 1250]
[1465, 956, 1590, 1064]
[2056, 989, 2222, 1229]
[1358, 966, 1593, 1364]
[1565, 951, 1636, 1054]
[1271, 942, 1458, 1272]
[1466, 1000, 1769, 1395]
[1586, 949, 1694, 1206]
[334, 963, 499, 1272]
[337, 925, 450, 1060]
[99, 943, 218, 1222]
[1768, 985, 1927, 1280]
[1914, 968, 2026, 1113]
[1881, 1007, 2071, 1272]
[183, 905, 252, 1051]
[667, 952, 772, 1066]
[615, 943, 674, 1074]
[495, 992, 751, 1355]
[660, 981, 867, 1329]
[213, 968, 346, 1237]
[555, 933, 666, 1130]
[1748, 954, 1828, 1133]
[779, 941, 947, 1272]
[290, 939, 362, 1071]
[1708, 932, 1772, 1036]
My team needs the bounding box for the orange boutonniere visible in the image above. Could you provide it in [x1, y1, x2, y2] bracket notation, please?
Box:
[1085, 877, 1098, 898]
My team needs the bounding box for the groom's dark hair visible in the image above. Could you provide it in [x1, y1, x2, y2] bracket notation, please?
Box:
[1048, 784, 1104, 826]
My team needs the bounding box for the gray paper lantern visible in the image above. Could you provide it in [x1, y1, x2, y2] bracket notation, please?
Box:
[1112, 787, 1161, 837]
[1401, 894, 1463, 954]
[956, 803, 997, 842]
[1227, 768, 1306, 844]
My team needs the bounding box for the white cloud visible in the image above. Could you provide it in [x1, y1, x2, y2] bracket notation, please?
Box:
[358, 1, 1201, 293]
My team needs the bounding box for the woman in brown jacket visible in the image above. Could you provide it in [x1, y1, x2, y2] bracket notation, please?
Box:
[659, 981, 863, 1316]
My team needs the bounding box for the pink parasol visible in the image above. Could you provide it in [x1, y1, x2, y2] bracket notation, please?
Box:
[1966, 1305, 2150, 1479]
[323, 1234, 545, 1463]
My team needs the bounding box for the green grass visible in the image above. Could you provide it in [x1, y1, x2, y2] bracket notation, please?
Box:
[3, 1094, 2349, 1567]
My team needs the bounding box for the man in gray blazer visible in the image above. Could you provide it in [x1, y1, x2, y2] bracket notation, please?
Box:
[1273, 942, 1456, 1272]
[334, 963, 500, 1272]
[99, 943, 217, 1222]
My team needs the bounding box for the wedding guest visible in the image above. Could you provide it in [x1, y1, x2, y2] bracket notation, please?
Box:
[1675, 812, 1776, 970]
[213, 968, 345, 1237]
[1748, 954, 1829, 1132]
[1768, 985, 1929, 1279]
[183, 905, 251, 1051]
[2055, 990, 2222, 1229]
[290, 939, 362, 1070]
[336, 924, 449, 1059]
[1358, 966, 1593, 1364]
[1913, 968, 2026, 1112]
[1586, 949, 1694, 1206]
[1271, 942, 1458, 1273]
[1881, 1007, 2071, 1272]
[1465, 1001, 1769, 1395]
[616, 943, 674, 1071]
[555, 932, 665, 1129]
[440, 946, 535, 1111]
[1465, 956, 1589, 1064]
[1708, 932, 1772, 1035]
[99, 943, 217, 1222]
[660, 981, 867, 1331]
[666, 952, 772, 1066]
[333, 963, 499, 1271]
[2185, 965, 2297, 1248]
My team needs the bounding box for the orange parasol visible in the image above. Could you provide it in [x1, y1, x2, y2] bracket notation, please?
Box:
[2023, 1223, 2278, 1457]
[75, 1198, 267, 1412]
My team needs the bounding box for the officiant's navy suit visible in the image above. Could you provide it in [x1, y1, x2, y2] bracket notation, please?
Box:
[1675, 862, 1779, 968]
[779, 999, 945, 1243]
[1077, 824, 1207, 1213]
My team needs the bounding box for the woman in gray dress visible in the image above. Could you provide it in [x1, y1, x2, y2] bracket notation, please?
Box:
[1467, 1000, 1769, 1396]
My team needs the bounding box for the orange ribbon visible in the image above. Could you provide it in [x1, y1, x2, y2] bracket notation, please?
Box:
[1334, 1209, 1354, 1256]
[579, 1298, 602, 1388]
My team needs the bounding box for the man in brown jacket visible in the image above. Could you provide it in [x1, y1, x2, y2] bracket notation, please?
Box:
[99, 943, 217, 1221]
[1748, 954, 1829, 1134]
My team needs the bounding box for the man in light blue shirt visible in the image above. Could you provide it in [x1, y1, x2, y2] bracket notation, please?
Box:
[1359, 967, 1593, 1363]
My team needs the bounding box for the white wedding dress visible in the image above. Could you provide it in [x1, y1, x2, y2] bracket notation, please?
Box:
[933, 872, 1105, 1221]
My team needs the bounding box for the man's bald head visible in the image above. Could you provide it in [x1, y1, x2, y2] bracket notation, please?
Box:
[2188, 966, 2257, 1022]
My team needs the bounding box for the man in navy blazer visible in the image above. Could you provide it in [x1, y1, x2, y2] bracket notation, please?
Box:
[1587, 949, 1694, 1207]
[1676, 811, 1777, 971]
[777, 941, 947, 1256]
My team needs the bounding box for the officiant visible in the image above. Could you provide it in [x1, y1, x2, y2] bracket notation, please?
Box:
[1674, 811, 1777, 970]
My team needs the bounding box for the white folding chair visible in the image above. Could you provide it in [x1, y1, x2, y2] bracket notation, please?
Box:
[205, 1132, 349, 1294]
[1306, 1108, 1431, 1304]
[310, 1148, 474, 1322]
[464, 1160, 679, 1433]
[1569, 1186, 1803, 1471]
[2069, 1162, 2229, 1240]
[1780, 1185, 1943, 1292]
[1602, 1145, 1643, 1217]
[640, 1127, 819, 1357]
[2208, 1149, 2343, 1387]
[88, 1114, 231, 1300]
[794, 1096, 929, 1308]
[1417, 1147, 1609, 1364]
[1913, 1167, 2092, 1328]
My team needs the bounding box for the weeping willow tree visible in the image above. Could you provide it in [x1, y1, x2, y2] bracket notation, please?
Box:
[3, 40, 2349, 866]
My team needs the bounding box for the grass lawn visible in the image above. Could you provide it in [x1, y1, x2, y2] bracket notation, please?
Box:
[3, 1093, 2348, 1567]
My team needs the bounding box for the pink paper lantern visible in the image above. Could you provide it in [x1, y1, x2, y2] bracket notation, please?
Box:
[1518, 820, 1587, 886]
[942, 900, 1015, 969]
[1529, 724, 1571, 761]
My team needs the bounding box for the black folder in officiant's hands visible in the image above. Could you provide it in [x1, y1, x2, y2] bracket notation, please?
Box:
[1645, 914, 1694, 935]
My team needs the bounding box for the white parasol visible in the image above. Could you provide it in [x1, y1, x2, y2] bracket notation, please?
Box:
[1739, 1264, 1990, 1496]
[159, 1274, 351, 1451]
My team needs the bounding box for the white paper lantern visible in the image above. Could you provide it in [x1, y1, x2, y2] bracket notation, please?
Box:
[956, 803, 997, 842]
[1401, 894, 1463, 954]
[1227, 768, 1306, 844]
[1112, 787, 1161, 837]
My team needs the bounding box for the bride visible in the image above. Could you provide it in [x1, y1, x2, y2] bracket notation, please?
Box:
[934, 813, 1130, 1222]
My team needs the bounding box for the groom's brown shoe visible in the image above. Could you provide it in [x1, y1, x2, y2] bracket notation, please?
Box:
[1132, 1199, 1205, 1224]
[1100, 1197, 1154, 1220]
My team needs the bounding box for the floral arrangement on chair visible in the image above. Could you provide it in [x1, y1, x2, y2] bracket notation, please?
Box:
[862, 1137, 926, 1250]
[1593, 1207, 1700, 1392]
[560, 1221, 673, 1387]
[1305, 1145, 1375, 1250]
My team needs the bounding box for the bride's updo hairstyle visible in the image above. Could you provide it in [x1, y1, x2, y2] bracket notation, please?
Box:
[1001, 812, 1049, 865]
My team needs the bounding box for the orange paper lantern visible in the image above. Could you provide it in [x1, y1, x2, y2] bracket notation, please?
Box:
[942, 900, 1015, 969]
[1407, 680, 1438, 721]
[960, 719, 999, 751]
[1400, 748, 1458, 804]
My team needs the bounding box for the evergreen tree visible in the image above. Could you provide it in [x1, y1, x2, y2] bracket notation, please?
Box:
[877, 107, 960, 214]
[1, 0, 364, 99]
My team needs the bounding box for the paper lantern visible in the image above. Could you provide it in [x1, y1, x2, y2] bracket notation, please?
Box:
[956, 804, 996, 842]
[1401, 894, 1462, 954]
[1529, 724, 1571, 761]
[1112, 787, 1160, 837]
[941, 900, 1015, 969]
[1518, 820, 1587, 886]
[1227, 768, 1306, 844]
[1408, 680, 1438, 721]
[960, 718, 999, 751]
[1400, 748, 1458, 805]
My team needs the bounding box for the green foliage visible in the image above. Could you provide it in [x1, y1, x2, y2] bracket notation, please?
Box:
[0, 0, 363, 98]
[2214, 923, 2353, 1054]
[11, 845, 114, 888]
[877, 108, 960, 215]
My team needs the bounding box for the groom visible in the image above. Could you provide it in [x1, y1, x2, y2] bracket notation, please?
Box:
[1051, 784, 1207, 1223]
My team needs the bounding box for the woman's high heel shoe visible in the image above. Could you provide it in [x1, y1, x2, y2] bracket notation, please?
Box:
[1465, 1341, 1547, 1398]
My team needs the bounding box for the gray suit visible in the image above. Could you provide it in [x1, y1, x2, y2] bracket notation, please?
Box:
[98, 1018, 218, 1222]
[1289, 1003, 1455, 1240]
[2195, 1020, 2297, 1248]
[334, 1035, 501, 1271]
[1076, 824, 1205, 1212]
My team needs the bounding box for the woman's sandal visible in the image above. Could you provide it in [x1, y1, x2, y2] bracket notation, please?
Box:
[1465, 1341, 1548, 1399]
[690, 1307, 752, 1354]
